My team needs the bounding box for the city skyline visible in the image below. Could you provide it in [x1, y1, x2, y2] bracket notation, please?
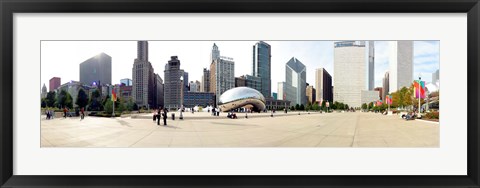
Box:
[41, 41, 439, 96]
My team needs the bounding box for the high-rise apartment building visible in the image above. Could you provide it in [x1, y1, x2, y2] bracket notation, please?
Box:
[252, 41, 272, 98]
[79, 52, 112, 86]
[285, 57, 306, 106]
[164, 56, 184, 109]
[306, 85, 316, 104]
[374, 87, 383, 100]
[235, 76, 246, 87]
[382, 71, 390, 101]
[389, 41, 413, 93]
[154, 74, 164, 108]
[201, 68, 210, 92]
[183, 72, 189, 93]
[209, 44, 235, 104]
[132, 41, 155, 108]
[49, 77, 61, 92]
[333, 41, 366, 108]
[189, 81, 198, 92]
[315, 68, 333, 104]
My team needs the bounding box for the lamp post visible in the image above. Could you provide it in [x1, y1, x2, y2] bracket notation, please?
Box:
[180, 75, 184, 120]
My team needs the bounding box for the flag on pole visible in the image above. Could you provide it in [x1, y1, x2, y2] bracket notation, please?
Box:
[414, 80, 426, 99]
[386, 95, 392, 105]
[112, 86, 117, 102]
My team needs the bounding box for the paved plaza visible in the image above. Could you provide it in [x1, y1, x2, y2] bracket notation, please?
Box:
[40, 112, 439, 147]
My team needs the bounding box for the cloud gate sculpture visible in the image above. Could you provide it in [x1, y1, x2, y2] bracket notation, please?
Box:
[218, 87, 266, 112]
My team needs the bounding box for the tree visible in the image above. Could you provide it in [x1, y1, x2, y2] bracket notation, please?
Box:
[104, 100, 113, 114]
[76, 89, 88, 109]
[299, 104, 305, 111]
[41, 98, 47, 108]
[312, 102, 320, 111]
[345, 104, 349, 110]
[88, 89, 102, 111]
[369, 102, 374, 109]
[361, 103, 368, 110]
[306, 102, 311, 111]
[132, 103, 139, 111]
[295, 104, 300, 110]
[321, 101, 326, 111]
[45, 91, 56, 107]
[55, 90, 73, 109]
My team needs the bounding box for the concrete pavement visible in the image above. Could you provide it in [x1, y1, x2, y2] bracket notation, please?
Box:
[40, 112, 439, 148]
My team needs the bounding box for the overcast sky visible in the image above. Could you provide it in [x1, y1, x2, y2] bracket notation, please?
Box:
[41, 41, 439, 94]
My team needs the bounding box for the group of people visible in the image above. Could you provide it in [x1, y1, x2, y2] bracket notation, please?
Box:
[45, 110, 54, 120]
[404, 111, 417, 120]
[211, 108, 220, 116]
[153, 107, 168, 126]
[227, 112, 237, 119]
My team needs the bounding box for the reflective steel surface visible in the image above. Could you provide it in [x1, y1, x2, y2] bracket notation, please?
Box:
[218, 87, 266, 112]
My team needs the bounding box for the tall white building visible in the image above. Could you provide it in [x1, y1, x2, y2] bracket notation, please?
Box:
[285, 57, 306, 106]
[382, 71, 390, 101]
[132, 41, 155, 108]
[333, 41, 366, 108]
[277, 82, 286, 101]
[209, 44, 235, 105]
[368, 41, 375, 90]
[389, 41, 414, 93]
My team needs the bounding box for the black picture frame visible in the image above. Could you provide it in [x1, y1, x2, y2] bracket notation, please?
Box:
[1, 0, 479, 187]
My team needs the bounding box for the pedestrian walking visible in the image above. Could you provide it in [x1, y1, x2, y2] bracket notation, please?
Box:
[63, 107, 67, 118]
[153, 108, 157, 122]
[162, 108, 167, 126]
[157, 108, 161, 125]
[80, 107, 85, 120]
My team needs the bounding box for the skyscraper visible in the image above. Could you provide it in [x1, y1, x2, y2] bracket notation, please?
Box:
[41, 84, 47, 98]
[120, 78, 132, 86]
[183, 72, 189, 93]
[235, 76, 246, 87]
[201, 68, 210, 92]
[368, 41, 375, 90]
[79, 52, 112, 86]
[132, 41, 155, 108]
[154, 74, 164, 108]
[389, 41, 413, 93]
[277, 82, 289, 102]
[209, 44, 235, 104]
[315, 68, 333, 104]
[164, 56, 184, 109]
[49, 77, 61, 92]
[306, 85, 316, 104]
[252, 41, 272, 98]
[189, 81, 198, 92]
[285, 57, 306, 106]
[382, 71, 390, 101]
[333, 41, 366, 108]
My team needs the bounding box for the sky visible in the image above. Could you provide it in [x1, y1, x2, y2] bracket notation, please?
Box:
[41, 41, 439, 94]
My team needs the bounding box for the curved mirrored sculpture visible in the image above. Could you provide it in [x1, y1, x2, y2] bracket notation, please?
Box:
[218, 87, 266, 112]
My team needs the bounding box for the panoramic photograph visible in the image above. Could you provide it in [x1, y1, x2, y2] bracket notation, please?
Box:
[40, 40, 440, 147]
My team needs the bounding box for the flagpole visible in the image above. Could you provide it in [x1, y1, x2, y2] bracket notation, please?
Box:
[418, 77, 421, 114]
[112, 86, 115, 117]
